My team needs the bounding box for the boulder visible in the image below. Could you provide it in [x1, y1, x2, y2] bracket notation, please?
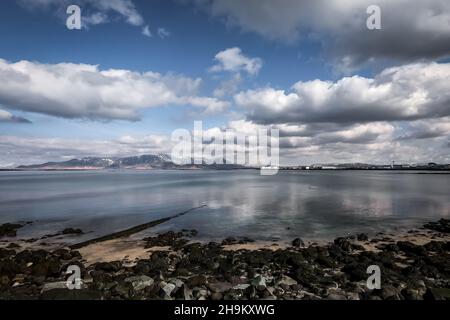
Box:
[41, 288, 102, 300]
[207, 281, 232, 293]
[0, 223, 23, 237]
[41, 281, 71, 293]
[124, 275, 154, 291]
[424, 288, 450, 300]
[187, 275, 207, 287]
[159, 282, 176, 299]
[251, 275, 267, 291]
[277, 275, 297, 287]
[292, 238, 305, 248]
[175, 284, 193, 300]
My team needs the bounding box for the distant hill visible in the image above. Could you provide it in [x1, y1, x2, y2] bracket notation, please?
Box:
[16, 154, 248, 170]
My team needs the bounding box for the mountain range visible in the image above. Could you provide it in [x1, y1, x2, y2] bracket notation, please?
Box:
[16, 154, 248, 170]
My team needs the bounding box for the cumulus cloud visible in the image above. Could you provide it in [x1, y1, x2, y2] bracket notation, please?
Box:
[0, 109, 31, 123]
[397, 117, 450, 140]
[188, 119, 449, 165]
[210, 47, 262, 75]
[192, 0, 450, 70]
[213, 73, 242, 98]
[0, 59, 229, 121]
[1, 115, 448, 167]
[235, 62, 450, 125]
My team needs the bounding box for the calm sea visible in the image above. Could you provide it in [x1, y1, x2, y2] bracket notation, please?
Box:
[0, 170, 449, 242]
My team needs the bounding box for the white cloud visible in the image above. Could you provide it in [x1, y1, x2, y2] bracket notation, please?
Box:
[19, 0, 147, 32]
[193, 0, 450, 70]
[83, 12, 108, 26]
[157, 27, 171, 39]
[0, 59, 229, 121]
[93, 0, 144, 26]
[213, 73, 242, 98]
[186, 119, 449, 165]
[235, 62, 450, 125]
[210, 47, 262, 75]
[0, 134, 170, 167]
[142, 25, 152, 37]
[0, 109, 31, 123]
[1, 115, 448, 167]
[397, 117, 450, 140]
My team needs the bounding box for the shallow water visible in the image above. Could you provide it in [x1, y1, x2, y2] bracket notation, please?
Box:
[0, 170, 449, 242]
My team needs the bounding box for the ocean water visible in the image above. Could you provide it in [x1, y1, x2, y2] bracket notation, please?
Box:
[0, 170, 449, 242]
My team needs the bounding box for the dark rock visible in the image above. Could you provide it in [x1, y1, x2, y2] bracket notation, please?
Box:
[334, 237, 352, 251]
[316, 254, 336, 268]
[423, 241, 444, 252]
[293, 264, 325, 288]
[357, 233, 369, 241]
[144, 231, 188, 249]
[207, 281, 232, 293]
[211, 292, 223, 300]
[424, 219, 450, 233]
[0, 259, 20, 278]
[124, 275, 154, 291]
[62, 228, 84, 235]
[30, 257, 62, 277]
[401, 288, 422, 300]
[238, 237, 255, 244]
[221, 237, 238, 245]
[380, 286, 401, 300]
[0, 248, 15, 259]
[351, 243, 366, 251]
[326, 293, 347, 300]
[0, 275, 10, 287]
[251, 275, 267, 291]
[159, 282, 176, 299]
[292, 238, 305, 248]
[277, 275, 297, 287]
[397, 241, 427, 256]
[424, 288, 450, 300]
[174, 284, 193, 300]
[52, 249, 73, 260]
[94, 261, 120, 273]
[328, 244, 345, 260]
[187, 275, 207, 287]
[0, 223, 24, 237]
[383, 243, 400, 252]
[41, 288, 102, 300]
[274, 251, 305, 268]
[342, 262, 367, 281]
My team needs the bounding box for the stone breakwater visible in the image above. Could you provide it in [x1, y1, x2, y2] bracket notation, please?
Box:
[0, 219, 449, 300]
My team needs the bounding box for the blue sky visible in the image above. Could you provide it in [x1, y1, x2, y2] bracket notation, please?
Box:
[0, 1, 328, 135]
[0, 0, 449, 166]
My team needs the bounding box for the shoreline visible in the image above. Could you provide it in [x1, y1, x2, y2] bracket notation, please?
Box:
[2, 167, 450, 173]
[0, 219, 449, 300]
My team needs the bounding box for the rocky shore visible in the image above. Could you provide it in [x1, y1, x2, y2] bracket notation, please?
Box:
[0, 219, 449, 300]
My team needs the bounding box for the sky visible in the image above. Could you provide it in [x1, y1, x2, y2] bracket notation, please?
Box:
[0, 0, 449, 167]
